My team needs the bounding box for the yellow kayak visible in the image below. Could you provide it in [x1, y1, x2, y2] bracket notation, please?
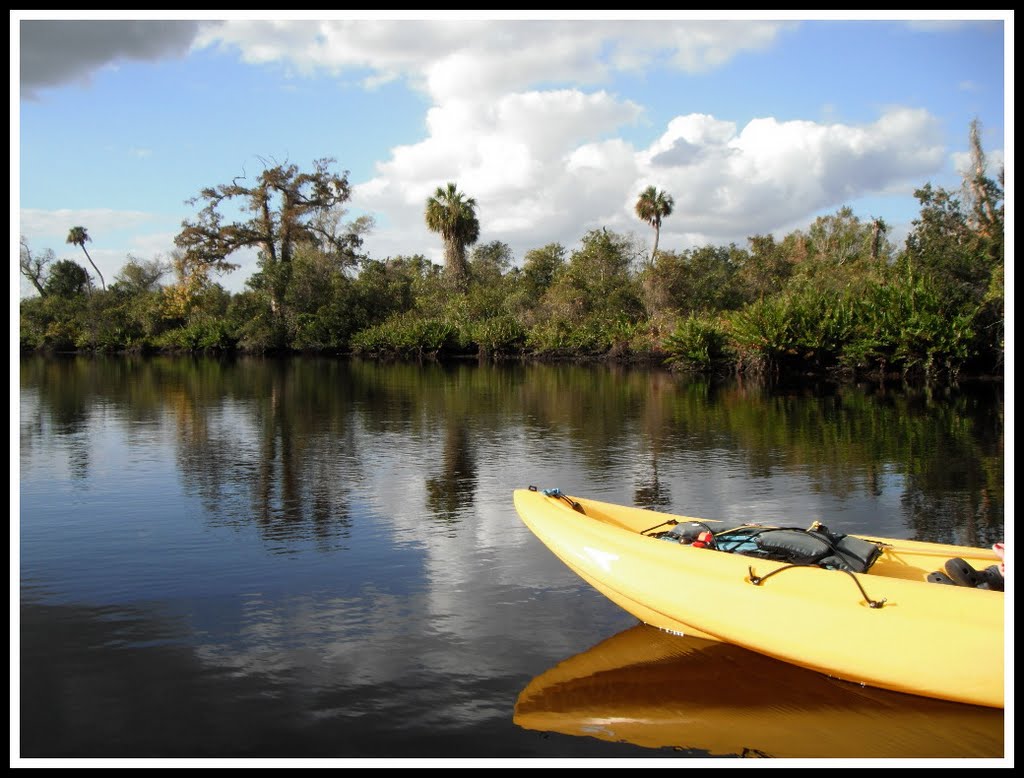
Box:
[513, 487, 1005, 708]
[514, 623, 1004, 758]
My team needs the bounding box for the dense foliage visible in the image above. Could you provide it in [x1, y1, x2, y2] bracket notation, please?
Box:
[20, 124, 1004, 382]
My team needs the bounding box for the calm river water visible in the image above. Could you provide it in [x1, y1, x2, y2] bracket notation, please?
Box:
[17, 355, 1007, 763]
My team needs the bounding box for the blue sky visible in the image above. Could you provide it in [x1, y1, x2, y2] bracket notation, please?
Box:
[13, 12, 1011, 297]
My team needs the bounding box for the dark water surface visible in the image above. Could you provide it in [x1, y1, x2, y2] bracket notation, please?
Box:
[17, 355, 1007, 763]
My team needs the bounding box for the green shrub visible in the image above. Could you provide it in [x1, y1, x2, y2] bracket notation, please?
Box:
[841, 276, 978, 378]
[663, 314, 728, 371]
[350, 315, 463, 357]
[155, 320, 235, 352]
[723, 296, 793, 374]
[466, 315, 526, 356]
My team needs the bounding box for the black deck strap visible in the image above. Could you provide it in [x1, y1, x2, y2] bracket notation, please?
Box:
[641, 519, 677, 535]
[540, 487, 585, 513]
[747, 565, 888, 609]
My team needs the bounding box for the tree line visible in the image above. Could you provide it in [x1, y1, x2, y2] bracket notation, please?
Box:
[19, 121, 1004, 382]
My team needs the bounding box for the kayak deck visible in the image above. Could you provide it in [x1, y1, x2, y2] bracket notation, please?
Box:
[544, 489, 1002, 583]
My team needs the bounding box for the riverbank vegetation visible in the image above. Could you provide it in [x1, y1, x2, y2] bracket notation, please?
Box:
[20, 122, 1003, 382]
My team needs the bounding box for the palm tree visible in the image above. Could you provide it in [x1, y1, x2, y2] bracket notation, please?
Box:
[66, 225, 106, 291]
[635, 186, 674, 264]
[870, 217, 889, 263]
[424, 182, 480, 286]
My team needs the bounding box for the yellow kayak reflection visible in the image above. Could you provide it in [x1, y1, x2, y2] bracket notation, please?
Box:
[513, 623, 1003, 759]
